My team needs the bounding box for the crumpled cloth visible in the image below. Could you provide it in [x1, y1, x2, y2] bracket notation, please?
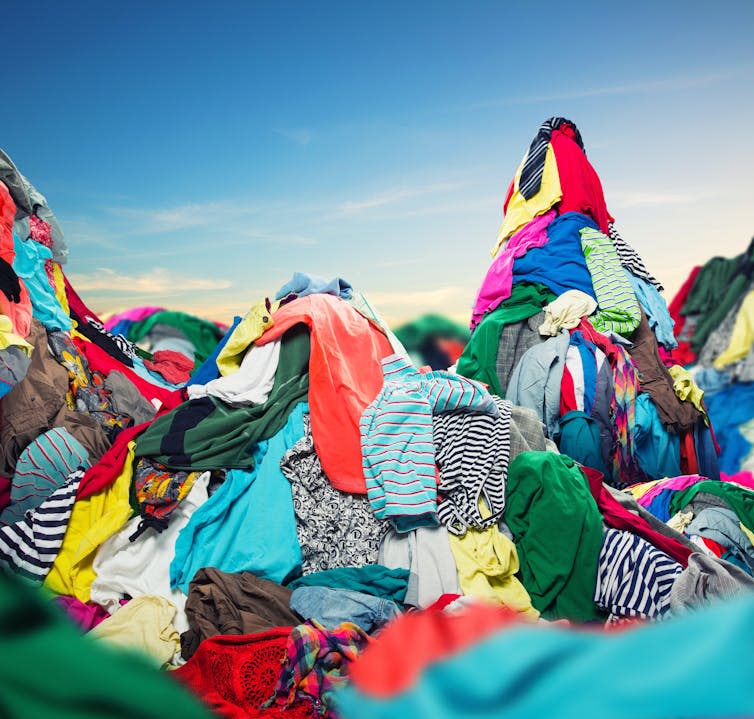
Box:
[144, 349, 194, 384]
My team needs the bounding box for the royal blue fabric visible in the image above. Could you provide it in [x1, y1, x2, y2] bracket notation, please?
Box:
[187, 315, 242, 387]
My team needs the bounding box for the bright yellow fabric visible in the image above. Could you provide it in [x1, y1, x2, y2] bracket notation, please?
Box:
[449, 525, 539, 619]
[626, 479, 661, 500]
[89, 595, 181, 669]
[50, 262, 71, 319]
[44, 443, 136, 602]
[0, 314, 33, 355]
[713, 291, 754, 370]
[668, 365, 708, 423]
[216, 298, 279, 376]
[491, 143, 562, 257]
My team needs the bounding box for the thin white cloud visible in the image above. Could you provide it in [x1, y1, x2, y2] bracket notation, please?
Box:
[69, 267, 233, 294]
[273, 128, 313, 146]
[465, 70, 736, 110]
[609, 190, 702, 209]
[337, 182, 462, 215]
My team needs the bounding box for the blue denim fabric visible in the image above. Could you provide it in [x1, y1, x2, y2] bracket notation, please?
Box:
[290, 586, 401, 632]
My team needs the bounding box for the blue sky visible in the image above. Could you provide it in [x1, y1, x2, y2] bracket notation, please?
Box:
[5, 1, 754, 325]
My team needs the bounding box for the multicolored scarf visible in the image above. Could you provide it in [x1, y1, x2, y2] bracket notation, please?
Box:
[576, 319, 643, 487]
[264, 620, 369, 716]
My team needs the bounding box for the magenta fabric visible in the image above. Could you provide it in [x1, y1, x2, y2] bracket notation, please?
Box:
[53, 596, 112, 631]
[103, 306, 165, 330]
[721, 471, 754, 491]
[635, 475, 706, 508]
[471, 210, 556, 329]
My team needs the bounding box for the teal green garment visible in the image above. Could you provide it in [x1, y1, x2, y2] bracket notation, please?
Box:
[170, 403, 307, 592]
[134, 325, 310, 470]
[457, 283, 555, 396]
[557, 410, 609, 477]
[681, 254, 743, 316]
[504, 451, 603, 622]
[0, 570, 211, 718]
[127, 310, 225, 365]
[394, 315, 470, 350]
[693, 271, 752, 352]
[334, 593, 754, 719]
[669, 479, 754, 529]
[287, 566, 409, 604]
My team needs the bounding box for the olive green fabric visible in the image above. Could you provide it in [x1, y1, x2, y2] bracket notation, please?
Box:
[504, 451, 604, 622]
[456, 283, 555, 396]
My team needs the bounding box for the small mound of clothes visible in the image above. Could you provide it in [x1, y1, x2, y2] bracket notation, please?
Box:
[1, 130, 754, 719]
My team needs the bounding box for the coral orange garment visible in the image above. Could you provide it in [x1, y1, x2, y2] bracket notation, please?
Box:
[255, 294, 393, 494]
[550, 126, 612, 234]
[0, 181, 32, 338]
[348, 601, 521, 697]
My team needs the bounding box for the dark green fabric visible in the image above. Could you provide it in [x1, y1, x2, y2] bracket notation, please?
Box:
[681, 255, 742, 317]
[504, 451, 604, 622]
[127, 310, 225, 365]
[286, 566, 409, 603]
[135, 325, 310, 470]
[394, 314, 470, 350]
[0, 570, 211, 718]
[456, 283, 555, 396]
[669, 480, 754, 529]
[557, 410, 609, 477]
[692, 272, 751, 352]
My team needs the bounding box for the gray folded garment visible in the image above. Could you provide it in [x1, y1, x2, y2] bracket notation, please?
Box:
[670, 552, 754, 613]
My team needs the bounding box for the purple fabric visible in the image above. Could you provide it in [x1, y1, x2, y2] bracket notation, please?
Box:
[103, 306, 165, 330]
[471, 210, 556, 329]
[635, 474, 705, 508]
[53, 595, 112, 631]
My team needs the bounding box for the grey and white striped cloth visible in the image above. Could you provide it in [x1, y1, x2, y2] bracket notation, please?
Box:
[0, 471, 82, 582]
[594, 528, 682, 624]
[519, 117, 583, 200]
[433, 395, 512, 535]
[607, 222, 664, 292]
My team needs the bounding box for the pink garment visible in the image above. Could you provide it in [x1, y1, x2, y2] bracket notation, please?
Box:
[635, 474, 706, 508]
[470, 210, 556, 329]
[144, 349, 194, 384]
[53, 596, 112, 631]
[103, 306, 165, 330]
[29, 214, 53, 249]
[721, 471, 754, 491]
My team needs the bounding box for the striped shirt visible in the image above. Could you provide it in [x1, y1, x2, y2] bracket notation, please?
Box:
[433, 395, 512, 535]
[594, 528, 682, 624]
[607, 222, 664, 292]
[0, 471, 82, 582]
[361, 355, 498, 532]
[580, 227, 641, 336]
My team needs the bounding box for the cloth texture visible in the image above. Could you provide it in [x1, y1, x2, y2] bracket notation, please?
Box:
[290, 586, 401, 632]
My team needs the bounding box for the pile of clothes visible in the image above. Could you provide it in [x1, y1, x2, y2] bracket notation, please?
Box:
[1, 127, 754, 719]
[667, 242, 754, 474]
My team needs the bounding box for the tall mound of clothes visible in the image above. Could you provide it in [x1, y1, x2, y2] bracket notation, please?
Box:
[1, 136, 754, 719]
[667, 240, 754, 475]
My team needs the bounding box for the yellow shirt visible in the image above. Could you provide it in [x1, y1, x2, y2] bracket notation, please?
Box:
[626, 479, 661, 500]
[449, 524, 539, 619]
[51, 262, 71, 319]
[491, 143, 562, 257]
[45, 443, 136, 602]
[713, 291, 754, 370]
[668, 365, 708, 423]
[0, 314, 33, 355]
[216, 298, 279, 376]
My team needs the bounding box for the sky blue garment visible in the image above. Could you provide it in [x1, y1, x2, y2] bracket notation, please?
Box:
[290, 586, 401, 632]
[687, 507, 754, 573]
[188, 315, 242, 387]
[275, 272, 353, 301]
[626, 271, 677, 349]
[506, 330, 569, 438]
[704, 381, 754, 473]
[511, 212, 598, 300]
[11, 235, 71, 331]
[692, 367, 731, 395]
[634, 393, 681, 480]
[334, 593, 754, 719]
[170, 403, 306, 592]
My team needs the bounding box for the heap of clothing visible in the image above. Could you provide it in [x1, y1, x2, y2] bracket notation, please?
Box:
[667, 241, 754, 474]
[1, 134, 754, 719]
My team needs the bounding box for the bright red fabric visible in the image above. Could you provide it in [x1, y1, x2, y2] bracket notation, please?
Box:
[665, 266, 702, 367]
[255, 294, 393, 494]
[144, 349, 194, 384]
[680, 429, 699, 476]
[0, 181, 32, 338]
[550, 127, 612, 234]
[348, 602, 521, 697]
[581, 465, 692, 566]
